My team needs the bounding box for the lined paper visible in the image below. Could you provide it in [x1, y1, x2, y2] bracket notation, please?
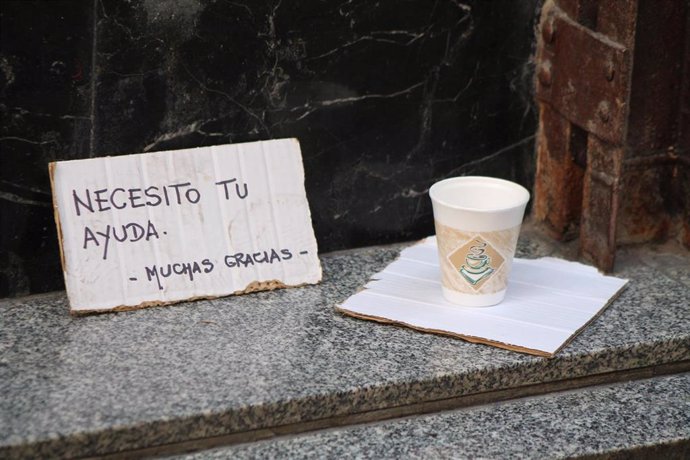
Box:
[337, 237, 628, 357]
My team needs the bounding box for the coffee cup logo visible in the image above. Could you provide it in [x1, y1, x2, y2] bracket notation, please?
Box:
[460, 241, 494, 285]
[447, 236, 505, 290]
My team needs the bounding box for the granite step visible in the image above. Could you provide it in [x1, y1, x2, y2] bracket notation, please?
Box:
[1, 228, 689, 458]
[174, 373, 690, 459]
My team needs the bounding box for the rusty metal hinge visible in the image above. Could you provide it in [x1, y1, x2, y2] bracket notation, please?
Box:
[536, 3, 631, 144]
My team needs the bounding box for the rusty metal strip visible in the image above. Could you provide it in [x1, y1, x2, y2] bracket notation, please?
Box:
[537, 2, 632, 144]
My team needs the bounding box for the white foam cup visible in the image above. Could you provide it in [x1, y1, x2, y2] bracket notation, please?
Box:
[429, 176, 530, 307]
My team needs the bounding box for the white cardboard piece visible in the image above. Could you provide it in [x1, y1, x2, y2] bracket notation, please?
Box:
[337, 237, 628, 357]
[50, 138, 322, 313]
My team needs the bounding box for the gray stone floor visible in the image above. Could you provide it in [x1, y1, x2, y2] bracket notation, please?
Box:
[1, 227, 689, 458]
[175, 373, 690, 459]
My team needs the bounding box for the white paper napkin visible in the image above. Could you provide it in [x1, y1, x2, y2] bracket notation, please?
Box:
[337, 237, 628, 357]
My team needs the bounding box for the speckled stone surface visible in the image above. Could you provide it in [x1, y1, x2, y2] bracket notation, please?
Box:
[1, 228, 689, 458]
[177, 373, 690, 459]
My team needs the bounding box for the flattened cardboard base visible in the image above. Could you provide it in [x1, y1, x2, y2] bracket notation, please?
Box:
[337, 237, 628, 357]
[337, 308, 554, 357]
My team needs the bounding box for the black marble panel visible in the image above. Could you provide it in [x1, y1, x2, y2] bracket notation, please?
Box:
[1, 0, 541, 297]
[0, 1, 93, 296]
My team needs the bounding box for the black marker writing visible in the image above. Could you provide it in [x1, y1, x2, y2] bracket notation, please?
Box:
[83, 220, 160, 260]
[215, 178, 249, 200]
[224, 248, 292, 268]
[72, 182, 201, 216]
[141, 248, 300, 290]
[145, 258, 214, 290]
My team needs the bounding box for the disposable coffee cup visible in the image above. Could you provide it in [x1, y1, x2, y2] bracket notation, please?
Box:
[429, 176, 530, 307]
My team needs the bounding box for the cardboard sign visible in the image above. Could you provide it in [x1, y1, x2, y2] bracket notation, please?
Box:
[50, 138, 322, 313]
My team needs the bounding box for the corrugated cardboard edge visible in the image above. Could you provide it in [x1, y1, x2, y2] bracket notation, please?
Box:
[48, 162, 68, 280]
[70, 279, 317, 316]
[335, 306, 553, 358]
[335, 238, 630, 358]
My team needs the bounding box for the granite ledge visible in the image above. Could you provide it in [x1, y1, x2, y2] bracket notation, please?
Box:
[175, 373, 690, 459]
[1, 227, 689, 458]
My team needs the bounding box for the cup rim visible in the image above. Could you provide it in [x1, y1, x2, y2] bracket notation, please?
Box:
[429, 176, 530, 213]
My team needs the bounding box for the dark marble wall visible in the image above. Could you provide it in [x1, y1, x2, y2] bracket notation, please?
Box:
[1, 0, 541, 297]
